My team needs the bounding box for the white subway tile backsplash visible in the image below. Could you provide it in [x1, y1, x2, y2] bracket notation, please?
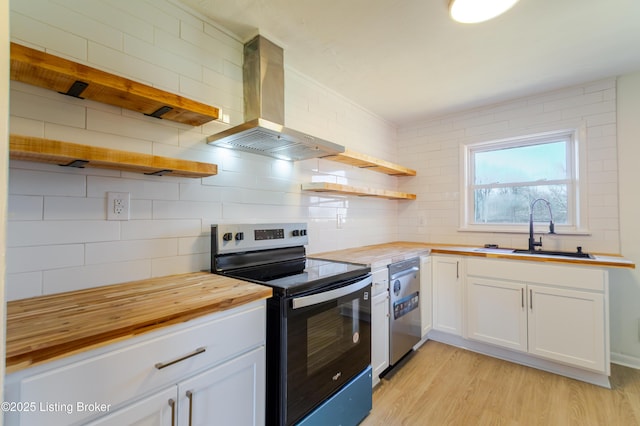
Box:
[5, 272, 44, 301]
[10, 89, 86, 128]
[86, 239, 178, 265]
[151, 253, 210, 277]
[44, 196, 105, 220]
[9, 169, 86, 197]
[178, 236, 210, 255]
[7, 221, 120, 247]
[153, 200, 222, 219]
[124, 34, 202, 81]
[61, 0, 154, 44]
[9, 115, 45, 137]
[43, 261, 152, 295]
[398, 78, 619, 253]
[45, 123, 154, 155]
[106, 0, 180, 37]
[87, 108, 180, 146]
[10, 12, 87, 61]
[8, 195, 43, 221]
[88, 42, 179, 92]
[87, 176, 179, 200]
[7, 244, 84, 274]
[15, 0, 123, 51]
[180, 22, 242, 67]
[120, 219, 202, 240]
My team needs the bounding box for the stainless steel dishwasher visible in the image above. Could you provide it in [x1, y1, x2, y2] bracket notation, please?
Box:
[388, 257, 421, 366]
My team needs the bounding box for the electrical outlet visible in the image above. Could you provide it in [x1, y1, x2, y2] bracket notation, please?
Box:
[107, 192, 130, 220]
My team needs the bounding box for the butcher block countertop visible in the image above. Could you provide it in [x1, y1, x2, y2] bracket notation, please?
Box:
[5, 272, 271, 373]
[310, 242, 635, 270]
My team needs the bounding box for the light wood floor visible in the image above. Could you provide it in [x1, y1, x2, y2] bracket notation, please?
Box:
[361, 341, 640, 426]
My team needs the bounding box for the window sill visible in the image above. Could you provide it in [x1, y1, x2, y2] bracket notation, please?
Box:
[458, 225, 592, 236]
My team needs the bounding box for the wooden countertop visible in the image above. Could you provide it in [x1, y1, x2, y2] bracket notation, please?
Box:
[5, 272, 272, 373]
[310, 242, 431, 270]
[310, 242, 635, 269]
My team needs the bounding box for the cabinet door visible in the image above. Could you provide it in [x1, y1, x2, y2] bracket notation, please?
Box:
[528, 284, 606, 373]
[371, 291, 390, 386]
[466, 277, 527, 352]
[85, 386, 177, 426]
[178, 346, 265, 426]
[432, 256, 463, 336]
[420, 256, 433, 338]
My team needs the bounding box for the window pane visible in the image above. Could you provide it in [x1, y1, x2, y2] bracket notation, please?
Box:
[474, 185, 568, 224]
[474, 141, 567, 184]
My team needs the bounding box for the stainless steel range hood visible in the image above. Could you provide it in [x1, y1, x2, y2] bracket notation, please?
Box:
[206, 35, 345, 161]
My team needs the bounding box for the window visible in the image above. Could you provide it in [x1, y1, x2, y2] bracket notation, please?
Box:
[461, 129, 586, 233]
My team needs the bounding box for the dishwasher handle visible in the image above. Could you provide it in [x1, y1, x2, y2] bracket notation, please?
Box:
[390, 266, 419, 281]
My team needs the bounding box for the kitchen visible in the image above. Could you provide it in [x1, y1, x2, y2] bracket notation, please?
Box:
[1, 0, 640, 425]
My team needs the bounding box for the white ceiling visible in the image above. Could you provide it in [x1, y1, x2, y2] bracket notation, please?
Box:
[178, 0, 640, 125]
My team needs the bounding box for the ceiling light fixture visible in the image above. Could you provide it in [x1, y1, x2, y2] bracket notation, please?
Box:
[449, 0, 520, 23]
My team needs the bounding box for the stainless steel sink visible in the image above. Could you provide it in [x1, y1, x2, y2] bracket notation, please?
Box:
[512, 249, 594, 259]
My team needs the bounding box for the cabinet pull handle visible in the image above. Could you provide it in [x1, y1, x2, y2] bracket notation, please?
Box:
[186, 390, 194, 426]
[154, 347, 206, 370]
[521, 288, 524, 309]
[168, 398, 176, 426]
[529, 289, 533, 310]
[456, 261, 459, 279]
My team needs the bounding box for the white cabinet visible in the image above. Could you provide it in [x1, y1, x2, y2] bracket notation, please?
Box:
[432, 255, 463, 336]
[465, 258, 608, 374]
[370, 267, 389, 387]
[85, 387, 176, 426]
[528, 284, 605, 372]
[88, 347, 265, 426]
[466, 277, 527, 352]
[4, 301, 267, 426]
[419, 256, 432, 338]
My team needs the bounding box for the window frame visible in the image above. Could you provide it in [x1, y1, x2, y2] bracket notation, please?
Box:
[459, 127, 589, 235]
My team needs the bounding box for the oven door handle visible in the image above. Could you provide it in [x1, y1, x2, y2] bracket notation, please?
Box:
[291, 276, 372, 309]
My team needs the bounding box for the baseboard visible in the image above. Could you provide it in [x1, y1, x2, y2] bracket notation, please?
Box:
[611, 352, 640, 370]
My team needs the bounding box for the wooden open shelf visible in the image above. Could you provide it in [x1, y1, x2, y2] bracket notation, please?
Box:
[320, 148, 416, 176]
[10, 134, 218, 178]
[301, 182, 416, 200]
[10, 43, 219, 126]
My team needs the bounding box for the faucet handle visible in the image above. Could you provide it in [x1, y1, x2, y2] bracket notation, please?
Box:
[533, 236, 543, 248]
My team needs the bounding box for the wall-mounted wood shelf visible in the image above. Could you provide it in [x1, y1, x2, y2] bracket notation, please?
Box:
[10, 134, 218, 178]
[301, 182, 416, 200]
[320, 149, 416, 176]
[10, 42, 219, 126]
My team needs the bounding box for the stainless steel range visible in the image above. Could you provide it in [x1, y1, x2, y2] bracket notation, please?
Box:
[211, 223, 372, 426]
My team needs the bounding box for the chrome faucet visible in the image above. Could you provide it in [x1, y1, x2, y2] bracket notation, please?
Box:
[528, 198, 555, 251]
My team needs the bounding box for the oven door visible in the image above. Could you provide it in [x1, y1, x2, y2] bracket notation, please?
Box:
[286, 275, 372, 425]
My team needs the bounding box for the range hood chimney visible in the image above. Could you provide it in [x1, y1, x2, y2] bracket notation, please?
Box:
[206, 35, 345, 161]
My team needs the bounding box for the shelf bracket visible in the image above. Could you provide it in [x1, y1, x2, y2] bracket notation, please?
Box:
[145, 169, 173, 176]
[60, 80, 89, 99]
[146, 106, 173, 119]
[60, 159, 89, 168]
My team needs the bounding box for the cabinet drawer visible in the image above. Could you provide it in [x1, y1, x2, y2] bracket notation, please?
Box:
[6, 302, 265, 426]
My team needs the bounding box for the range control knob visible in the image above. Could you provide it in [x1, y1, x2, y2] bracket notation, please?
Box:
[222, 232, 233, 241]
[235, 232, 244, 241]
[292, 230, 300, 237]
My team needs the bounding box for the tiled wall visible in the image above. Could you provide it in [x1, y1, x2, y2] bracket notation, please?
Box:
[397, 79, 620, 254]
[7, 0, 399, 300]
